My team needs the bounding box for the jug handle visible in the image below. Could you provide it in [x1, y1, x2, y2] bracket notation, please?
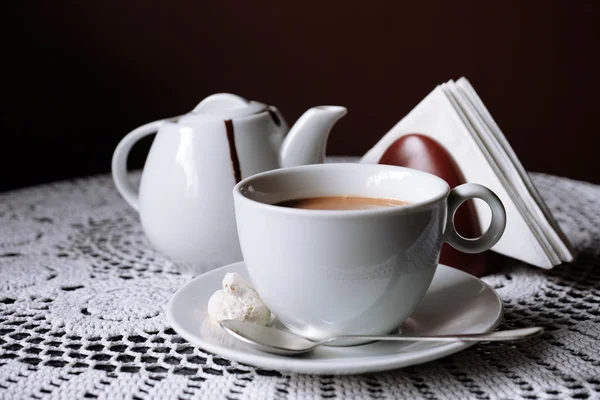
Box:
[111, 119, 168, 211]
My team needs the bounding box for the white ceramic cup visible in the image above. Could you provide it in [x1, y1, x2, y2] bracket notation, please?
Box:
[233, 163, 506, 341]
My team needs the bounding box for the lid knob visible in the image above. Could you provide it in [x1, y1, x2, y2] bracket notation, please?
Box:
[193, 93, 251, 114]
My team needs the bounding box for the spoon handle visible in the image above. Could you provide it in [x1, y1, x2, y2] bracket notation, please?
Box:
[331, 327, 543, 343]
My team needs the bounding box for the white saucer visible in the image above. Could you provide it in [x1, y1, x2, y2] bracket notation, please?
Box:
[166, 262, 503, 375]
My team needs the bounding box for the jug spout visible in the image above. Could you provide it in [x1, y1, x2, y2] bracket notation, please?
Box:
[279, 106, 347, 168]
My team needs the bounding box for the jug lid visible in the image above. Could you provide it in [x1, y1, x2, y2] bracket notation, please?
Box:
[183, 93, 268, 121]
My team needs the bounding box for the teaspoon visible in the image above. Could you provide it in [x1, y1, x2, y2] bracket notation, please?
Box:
[220, 320, 544, 356]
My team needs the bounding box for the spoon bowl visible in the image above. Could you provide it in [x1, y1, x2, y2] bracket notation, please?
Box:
[220, 320, 544, 356]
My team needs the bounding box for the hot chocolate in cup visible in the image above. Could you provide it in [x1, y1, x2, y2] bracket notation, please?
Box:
[233, 163, 506, 342]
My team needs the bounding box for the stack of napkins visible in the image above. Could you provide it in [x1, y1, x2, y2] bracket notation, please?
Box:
[362, 77, 574, 269]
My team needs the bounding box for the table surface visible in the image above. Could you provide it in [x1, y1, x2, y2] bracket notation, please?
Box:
[1, 170, 599, 400]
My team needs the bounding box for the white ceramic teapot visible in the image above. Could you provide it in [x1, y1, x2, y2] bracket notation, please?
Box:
[112, 93, 346, 273]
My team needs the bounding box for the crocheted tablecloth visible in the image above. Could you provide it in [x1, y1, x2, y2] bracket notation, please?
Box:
[1, 170, 599, 400]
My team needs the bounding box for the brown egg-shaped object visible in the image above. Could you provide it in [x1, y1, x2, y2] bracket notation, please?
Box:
[378, 134, 489, 277]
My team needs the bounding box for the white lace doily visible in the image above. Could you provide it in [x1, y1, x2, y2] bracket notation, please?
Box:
[1, 170, 599, 400]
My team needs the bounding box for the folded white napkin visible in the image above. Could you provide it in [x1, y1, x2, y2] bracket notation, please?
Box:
[362, 77, 574, 268]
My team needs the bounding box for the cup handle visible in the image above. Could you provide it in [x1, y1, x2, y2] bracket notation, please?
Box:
[111, 119, 168, 211]
[444, 183, 506, 254]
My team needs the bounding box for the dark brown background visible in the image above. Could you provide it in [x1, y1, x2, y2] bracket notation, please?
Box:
[4, 1, 599, 191]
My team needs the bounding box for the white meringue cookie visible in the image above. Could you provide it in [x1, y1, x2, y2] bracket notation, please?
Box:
[207, 272, 271, 326]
